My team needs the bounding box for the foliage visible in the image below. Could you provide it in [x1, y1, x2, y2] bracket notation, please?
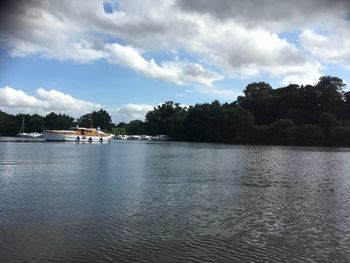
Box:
[125, 120, 145, 135]
[111, 127, 127, 135]
[0, 111, 18, 135]
[2, 75, 350, 147]
[77, 109, 112, 130]
[329, 126, 350, 146]
[44, 112, 74, 130]
[294, 124, 325, 146]
[145, 101, 187, 139]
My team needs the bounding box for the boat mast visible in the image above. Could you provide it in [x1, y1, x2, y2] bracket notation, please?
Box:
[19, 116, 25, 133]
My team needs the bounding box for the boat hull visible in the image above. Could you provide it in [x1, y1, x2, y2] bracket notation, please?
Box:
[43, 128, 111, 143]
[42, 131, 70, 141]
[64, 135, 110, 143]
[43, 131, 110, 143]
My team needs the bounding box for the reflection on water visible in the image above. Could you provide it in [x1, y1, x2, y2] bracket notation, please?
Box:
[1, 141, 350, 262]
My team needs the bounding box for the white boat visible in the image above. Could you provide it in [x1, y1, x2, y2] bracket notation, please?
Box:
[140, 135, 152, 140]
[108, 134, 115, 140]
[17, 117, 42, 138]
[17, 116, 28, 137]
[128, 135, 141, 140]
[115, 134, 128, 140]
[151, 135, 169, 141]
[42, 127, 111, 143]
[27, 132, 43, 138]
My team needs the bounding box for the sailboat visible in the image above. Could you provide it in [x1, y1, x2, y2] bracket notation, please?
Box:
[17, 116, 29, 137]
[17, 116, 42, 138]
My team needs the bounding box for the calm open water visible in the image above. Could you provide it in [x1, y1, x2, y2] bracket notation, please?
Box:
[1, 139, 350, 262]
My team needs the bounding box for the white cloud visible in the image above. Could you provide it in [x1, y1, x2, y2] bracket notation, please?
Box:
[106, 43, 223, 85]
[35, 88, 102, 112]
[300, 29, 350, 69]
[0, 86, 43, 108]
[0, 86, 153, 122]
[194, 86, 241, 99]
[0, 86, 101, 116]
[110, 103, 154, 122]
[1, 0, 343, 87]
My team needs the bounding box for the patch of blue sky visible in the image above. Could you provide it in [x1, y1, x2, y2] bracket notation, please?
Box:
[278, 30, 302, 47]
[0, 52, 189, 107]
[89, 32, 128, 47]
[144, 48, 203, 65]
[324, 63, 350, 90]
[103, 1, 119, 14]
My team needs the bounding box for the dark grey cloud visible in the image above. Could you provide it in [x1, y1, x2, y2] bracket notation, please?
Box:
[176, 0, 350, 28]
[0, 0, 336, 85]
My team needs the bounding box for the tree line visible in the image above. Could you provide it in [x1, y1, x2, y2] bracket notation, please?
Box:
[124, 76, 350, 146]
[1, 76, 350, 146]
[0, 109, 112, 135]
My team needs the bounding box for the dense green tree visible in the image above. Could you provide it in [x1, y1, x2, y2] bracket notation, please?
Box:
[0, 111, 17, 135]
[342, 91, 350, 121]
[182, 101, 254, 143]
[77, 109, 112, 130]
[111, 127, 127, 135]
[44, 112, 74, 130]
[314, 76, 345, 115]
[1, 75, 350, 147]
[15, 114, 45, 133]
[318, 112, 339, 144]
[26, 114, 45, 132]
[295, 124, 325, 146]
[238, 82, 278, 124]
[268, 119, 296, 145]
[125, 120, 145, 135]
[330, 126, 350, 146]
[145, 101, 187, 139]
[116, 122, 126, 128]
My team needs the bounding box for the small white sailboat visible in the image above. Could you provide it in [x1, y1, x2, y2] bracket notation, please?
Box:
[17, 116, 29, 137]
[17, 116, 42, 138]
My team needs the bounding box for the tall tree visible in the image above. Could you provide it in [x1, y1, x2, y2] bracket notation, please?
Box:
[44, 112, 74, 130]
[145, 101, 187, 139]
[77, 109, 112, 130]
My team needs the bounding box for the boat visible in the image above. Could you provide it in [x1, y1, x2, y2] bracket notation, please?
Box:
[108, 134, 115, 140]
[42, 126, 111, 143]
[17, 116, 42, 138]
[140, 135, 152, 140]
[17, 116, 28, 137]
[115, 134, 128, 140]
[127, 135, 141, 140]
[151, 135, 169, 141]
[27, 132, 43, 138]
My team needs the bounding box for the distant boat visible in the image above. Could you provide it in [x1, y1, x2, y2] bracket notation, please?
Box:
[151, 135, 169, 141]
[17, 116, 28, 137]
[128, 135, 141, 140]
[140, 135, 152, 140]
[42, 126, 111, 143]
[17, 116, 43, 138]
[115, 134, 128, 140]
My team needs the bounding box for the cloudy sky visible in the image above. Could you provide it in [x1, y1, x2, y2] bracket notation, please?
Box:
[0, 0, 349, 122]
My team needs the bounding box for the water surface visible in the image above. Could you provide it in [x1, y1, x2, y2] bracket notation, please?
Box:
[1, 140, 350, 262]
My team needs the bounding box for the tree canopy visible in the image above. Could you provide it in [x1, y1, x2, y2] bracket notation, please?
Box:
[1, 76, 350, 146]
[77, 109, 112, 130]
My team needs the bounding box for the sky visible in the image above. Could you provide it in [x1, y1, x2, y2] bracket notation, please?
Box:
[0, 0, 349, 123]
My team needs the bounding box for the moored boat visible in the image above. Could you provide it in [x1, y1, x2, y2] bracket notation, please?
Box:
[17, 116, 42, 138]
[115, 134, 128, 140]
[42, 127, 111, 143]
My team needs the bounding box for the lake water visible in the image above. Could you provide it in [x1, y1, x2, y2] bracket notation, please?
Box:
[1, 139, 350, 262]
